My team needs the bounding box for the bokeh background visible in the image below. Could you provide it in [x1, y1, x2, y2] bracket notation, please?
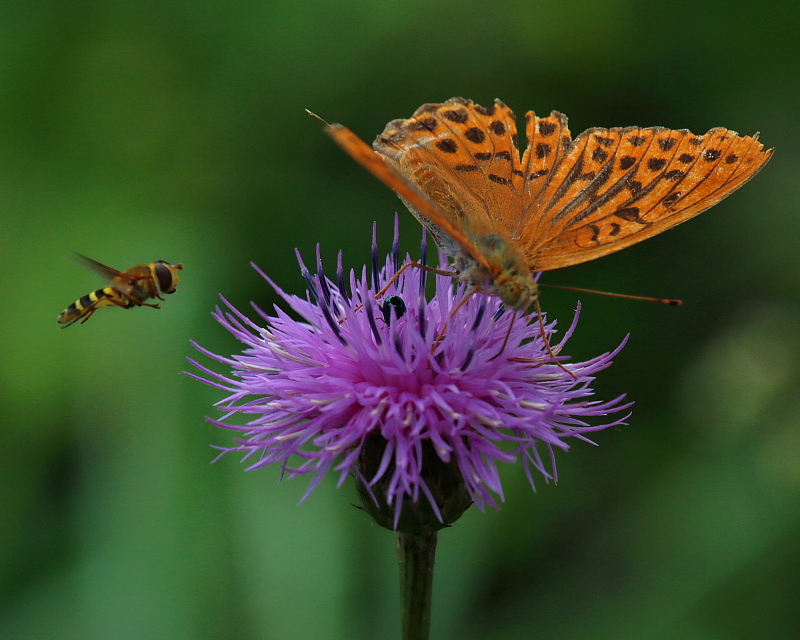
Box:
[2, 1, 799, 638]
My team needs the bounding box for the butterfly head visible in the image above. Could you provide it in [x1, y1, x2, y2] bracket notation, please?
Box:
[494, 270, 538, 312]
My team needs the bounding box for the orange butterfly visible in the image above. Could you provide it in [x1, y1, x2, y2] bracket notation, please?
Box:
[326, 97, 772, 311]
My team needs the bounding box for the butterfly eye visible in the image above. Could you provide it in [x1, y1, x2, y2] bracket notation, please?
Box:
[496, 276, 537, 312]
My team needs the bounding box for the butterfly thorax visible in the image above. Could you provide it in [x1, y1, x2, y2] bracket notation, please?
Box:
[392, 163, 538, 311]
[460, 233, 538, 312]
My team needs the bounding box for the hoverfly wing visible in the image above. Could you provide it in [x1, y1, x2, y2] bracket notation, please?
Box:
[72, 253, 122, 281]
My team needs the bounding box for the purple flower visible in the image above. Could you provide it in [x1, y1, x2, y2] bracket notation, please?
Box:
[188, 220, 630, 529]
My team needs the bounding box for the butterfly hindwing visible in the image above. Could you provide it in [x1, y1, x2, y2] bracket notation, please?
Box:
[521, 123, 772, 270]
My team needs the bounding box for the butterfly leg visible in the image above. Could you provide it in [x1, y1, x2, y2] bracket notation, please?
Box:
[348, 261, 458, 317]
[375, 261, 457, 300]
[431, 288, 478, 351]
[534, 298, 577, 380]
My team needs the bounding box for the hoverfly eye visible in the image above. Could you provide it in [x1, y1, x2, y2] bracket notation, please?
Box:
[154, 261, 178, 293]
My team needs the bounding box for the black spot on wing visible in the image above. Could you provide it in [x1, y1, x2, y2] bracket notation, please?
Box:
[615, 207, 648, 224]
[538, 121, 557, 136]
[528, 169, 549, 179]
[490, 120, 506, 136]
[409, 117, 438, 132]
[465, 127, 485, 144]
[658, 137, 677, 151]
[560, 129, 664, 230]
[443, 109, 469, 123]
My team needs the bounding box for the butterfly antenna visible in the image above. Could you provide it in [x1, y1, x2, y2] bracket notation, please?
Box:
[534, 298, 577, 380]
[305, 109, 331, 126]
[539, 283, 682, 306]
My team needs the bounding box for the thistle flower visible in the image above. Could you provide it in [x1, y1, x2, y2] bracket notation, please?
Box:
[188, 220, 630, 531]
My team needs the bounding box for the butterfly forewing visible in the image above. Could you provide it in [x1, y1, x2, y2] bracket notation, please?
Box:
[327, 123, 494, 272]
[518, 111, 572, 226]
[373, 98, 525, 240]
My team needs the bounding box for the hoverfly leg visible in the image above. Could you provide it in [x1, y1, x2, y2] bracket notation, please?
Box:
[79, 308, 98, 324]
[118, 290, 160, 309]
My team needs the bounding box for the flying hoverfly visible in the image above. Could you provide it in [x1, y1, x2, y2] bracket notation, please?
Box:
[58, 254, 183, 328]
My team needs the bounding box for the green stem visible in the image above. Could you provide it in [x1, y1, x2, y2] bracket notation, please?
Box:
[397, 530, 438, 640]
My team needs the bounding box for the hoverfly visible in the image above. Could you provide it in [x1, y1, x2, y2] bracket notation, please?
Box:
[58, 254, 183, 327]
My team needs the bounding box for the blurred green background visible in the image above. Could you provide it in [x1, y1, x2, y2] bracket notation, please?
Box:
[2, 1, 799, 638]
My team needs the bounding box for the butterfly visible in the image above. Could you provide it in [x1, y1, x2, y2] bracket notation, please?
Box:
[325, 97, 772, 311]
